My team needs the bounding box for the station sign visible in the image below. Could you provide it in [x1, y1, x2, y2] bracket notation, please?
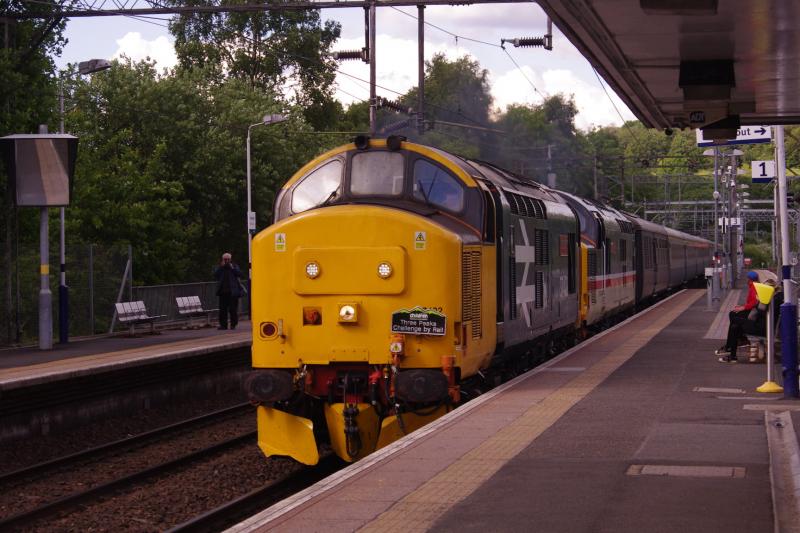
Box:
[752, 160, 776, 184]
[718, 217, 741, 228]
[696, 126, 772, 147]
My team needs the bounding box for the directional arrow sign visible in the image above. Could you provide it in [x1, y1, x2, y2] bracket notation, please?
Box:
[696, 125, 773, 147]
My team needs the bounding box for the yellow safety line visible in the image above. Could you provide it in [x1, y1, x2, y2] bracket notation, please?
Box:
[360, 289, 704, 533]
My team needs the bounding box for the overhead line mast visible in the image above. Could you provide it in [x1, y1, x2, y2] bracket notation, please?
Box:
[7, 0, 533, 18]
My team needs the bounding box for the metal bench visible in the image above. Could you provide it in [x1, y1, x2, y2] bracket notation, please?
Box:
[175, 296, 218, 328]
[115, 301, 166, 336]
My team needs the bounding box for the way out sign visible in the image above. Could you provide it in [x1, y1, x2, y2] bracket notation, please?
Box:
[696, 126, 772, 147]
[752, 160, 776, 183]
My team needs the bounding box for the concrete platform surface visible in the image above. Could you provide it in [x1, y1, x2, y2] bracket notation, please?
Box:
[0, 322, 251, 389]
[229, 290, 800, 533]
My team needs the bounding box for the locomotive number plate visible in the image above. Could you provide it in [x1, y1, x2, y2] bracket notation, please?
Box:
[391, 306, 446, 336]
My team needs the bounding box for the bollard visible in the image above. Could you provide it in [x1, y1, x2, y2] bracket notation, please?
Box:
[757, 302, 783, 393]
[706, 273, 713, 311]
[780, 300, 799, 398]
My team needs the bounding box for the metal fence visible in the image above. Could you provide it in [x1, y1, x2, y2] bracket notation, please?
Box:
[0, 240, 250, 347]
[1, 242, 131, 346]
[129, 281, 250, 328]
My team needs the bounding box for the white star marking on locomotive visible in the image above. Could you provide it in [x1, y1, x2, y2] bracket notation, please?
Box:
[515, 219, 536, 328]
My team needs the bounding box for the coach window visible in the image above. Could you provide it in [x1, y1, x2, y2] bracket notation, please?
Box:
[350, 151, 405, 196]
[291, 159, 343, 214]
[412, 159, 465, 212]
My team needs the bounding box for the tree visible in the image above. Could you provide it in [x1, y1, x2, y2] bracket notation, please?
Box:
[397, 53, 493, 157]
[0, 4, 67, 136]
[167, 0, 341, 129]
[64, 59, 328, 283]
[491, 95, 591, 195]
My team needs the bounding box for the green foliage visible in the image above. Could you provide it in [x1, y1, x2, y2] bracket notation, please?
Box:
[0, 4, 67, 136]
[398, 53, 492, 156]
[167, 0, 341, 129]
[744, 242, 773, 269]
[65, 59, 325, 283]
[491, 96, 590, 194]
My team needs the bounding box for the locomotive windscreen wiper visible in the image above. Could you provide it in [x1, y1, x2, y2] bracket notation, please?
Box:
[318, 188, 340, 207]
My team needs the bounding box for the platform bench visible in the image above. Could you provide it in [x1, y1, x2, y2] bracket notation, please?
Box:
[175, 296, 218, 328]
[115, 301, 166, 336]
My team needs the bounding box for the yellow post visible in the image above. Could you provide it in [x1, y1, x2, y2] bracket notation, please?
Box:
[756, 296, 783, 393]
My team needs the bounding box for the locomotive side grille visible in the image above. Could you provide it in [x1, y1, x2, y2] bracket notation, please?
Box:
[534, 271, 544, 309]
[509, 254, 517, 319]
[530, 198, 547, 219]
[616, 219, 634, 234]
[588, 249, 598, 277]
[588, 250, 598, 304]
[534, 229, 550, 265]
[505, 191, 547, 219]
[462, 248, 483, 338]
[567, 233, 577, 294]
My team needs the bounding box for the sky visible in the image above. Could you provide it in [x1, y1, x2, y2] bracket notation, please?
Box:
[55, 2, 637, 131]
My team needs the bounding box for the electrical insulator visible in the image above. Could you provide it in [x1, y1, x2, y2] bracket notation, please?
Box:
[333, 48, 368, 62]
[501, 35, 552, 50]
[378, 119, 412, 135]
[377, 97, 414, 115]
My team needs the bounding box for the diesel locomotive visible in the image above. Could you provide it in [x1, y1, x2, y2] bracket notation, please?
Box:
[245, 136, 711, 465]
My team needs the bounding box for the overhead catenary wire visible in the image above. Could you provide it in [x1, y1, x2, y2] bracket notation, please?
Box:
[591, 66, 641, 145]
[47, 0, 645, 168]
[389, 5, 548, 103]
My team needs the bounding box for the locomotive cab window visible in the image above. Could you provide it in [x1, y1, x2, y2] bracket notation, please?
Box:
[291, 159, 343, 214]
[412, 159, 465, 212]
[350, 151, 405, 196]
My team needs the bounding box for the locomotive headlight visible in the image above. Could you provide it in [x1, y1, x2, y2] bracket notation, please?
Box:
[338, 303, 358, 323]
[377, 261, 393, 279]
[305, 261, 321, 279]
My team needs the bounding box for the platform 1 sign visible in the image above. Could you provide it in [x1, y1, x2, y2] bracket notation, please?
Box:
[752, 160, 776, 184]
[696, 126, 772, 147]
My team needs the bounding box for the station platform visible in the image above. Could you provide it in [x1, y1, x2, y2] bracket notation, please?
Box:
[230, 289, 800, 533]
[0, 322, 251, 390]
[0, 321, 253, 442]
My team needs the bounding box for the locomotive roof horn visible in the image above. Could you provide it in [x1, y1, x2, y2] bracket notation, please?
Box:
[386, 135, 406, 151]
[353, 135, 370, 150]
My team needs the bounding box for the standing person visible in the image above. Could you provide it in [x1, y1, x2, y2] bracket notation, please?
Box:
[717, 270, 759, 363]
[214, 252, 242, 330]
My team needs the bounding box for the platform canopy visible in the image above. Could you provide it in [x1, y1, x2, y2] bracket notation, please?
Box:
[537, 0, 800, 135]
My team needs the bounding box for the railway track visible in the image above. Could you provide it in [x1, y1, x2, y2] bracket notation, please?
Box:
[0, 402, 251, 485]
[168, 454, 343, 533]
[0, 403, 255, 530]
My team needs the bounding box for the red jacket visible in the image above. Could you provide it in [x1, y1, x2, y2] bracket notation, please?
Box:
[744, 281, 758, 311]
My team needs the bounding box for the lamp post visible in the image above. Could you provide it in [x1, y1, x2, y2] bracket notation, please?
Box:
[57, 58, 111, 344]
[703, 147, 721, 301]
[246, 113, 287, 279]
[726, 149, 743, 287]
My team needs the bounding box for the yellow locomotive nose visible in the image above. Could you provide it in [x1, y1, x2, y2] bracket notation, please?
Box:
[251, 204, 462, 368]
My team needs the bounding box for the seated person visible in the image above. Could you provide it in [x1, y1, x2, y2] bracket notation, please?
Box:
[717, 271, 760, 363]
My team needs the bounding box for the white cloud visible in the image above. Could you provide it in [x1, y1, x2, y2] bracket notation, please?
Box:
[539, 69, 636, 129]
[112, 32, 178, 71]
[490, 65, 547, 111]
[104, 24, 635, 130]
